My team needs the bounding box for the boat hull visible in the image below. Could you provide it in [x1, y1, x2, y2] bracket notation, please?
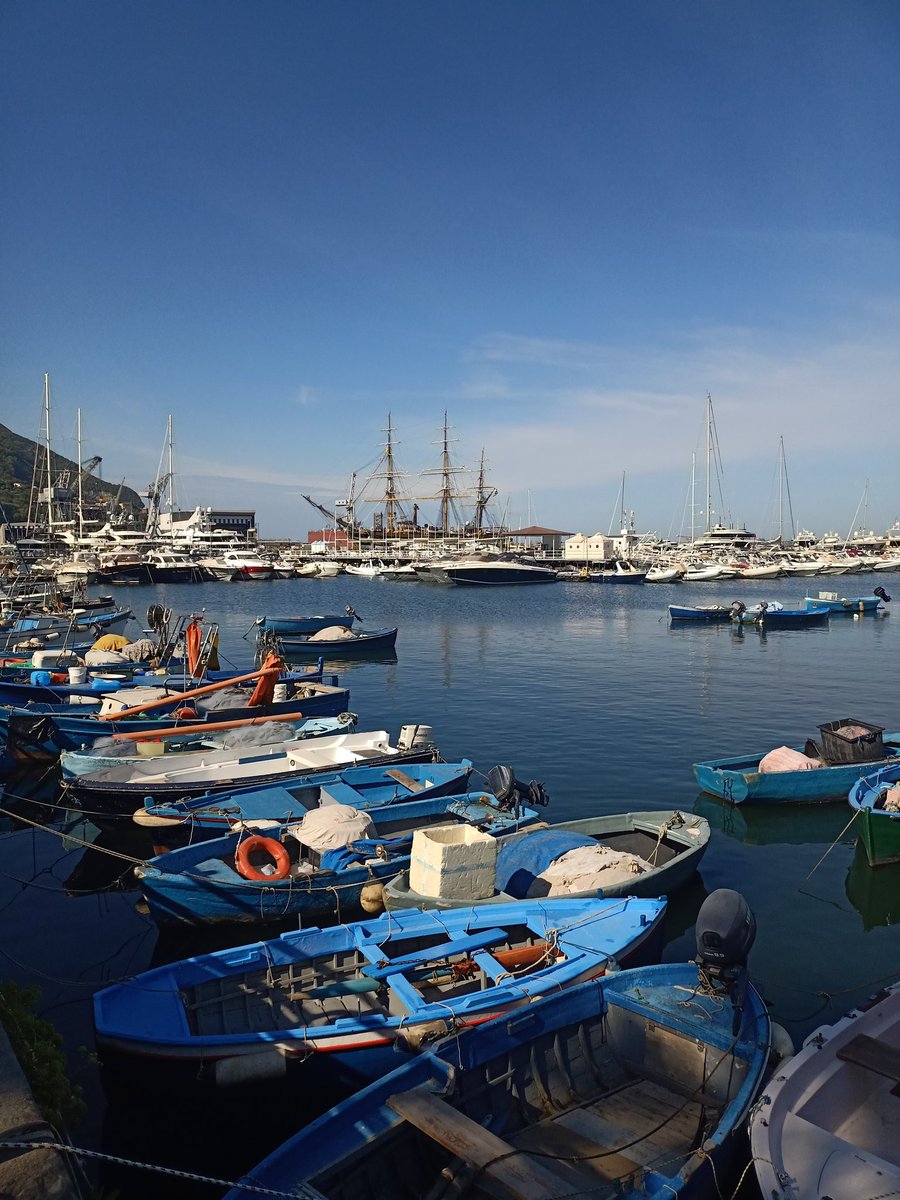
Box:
[849, 763, 900, 865]
[384, 810, 709, 910]
[695, 736, 900, 804]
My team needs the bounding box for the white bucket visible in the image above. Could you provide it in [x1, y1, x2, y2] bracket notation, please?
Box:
[272, 683, 288, 703]
[68, 666, 87, 686]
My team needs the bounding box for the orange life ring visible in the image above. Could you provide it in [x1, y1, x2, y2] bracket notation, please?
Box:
[235, 835, 291, 882]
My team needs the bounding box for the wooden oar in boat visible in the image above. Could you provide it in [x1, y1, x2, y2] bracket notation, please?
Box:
[96, 664, 283, 721]
[111, 710, 310, 741]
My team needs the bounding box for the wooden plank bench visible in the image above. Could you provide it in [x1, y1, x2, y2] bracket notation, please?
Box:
[387, 1090, 574, 1200]
[837, 1033, 900, 1083]
[385, 768, 426, 792]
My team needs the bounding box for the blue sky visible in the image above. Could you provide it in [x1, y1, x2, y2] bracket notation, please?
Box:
[2, 1, 898, 540]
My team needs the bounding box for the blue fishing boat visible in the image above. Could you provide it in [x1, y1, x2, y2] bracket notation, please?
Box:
[848, 762, 900, 866]
[0, 678, 350, 760]
[223, 890, 770, 1200]
[667, 603, 733, 622]
[731, 600, 830, 628]
[694, 723, 900, 804]
[254, 608, 359, 635]
[131, 758, 535, 837]
[276, 626, 398, 657]
[93, 897, 666, 1087]
[75, 754, 470, 819]
[803, 584, 890, 614]
[133, 788, 549, 926]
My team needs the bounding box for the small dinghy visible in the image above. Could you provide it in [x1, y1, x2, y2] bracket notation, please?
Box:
[750, 979, 900, 1200]
[384, 808, 709, 911]
[803, 584, 890, 614]
[93, 897, 667, 1087]
[222, 889, 771, 1200]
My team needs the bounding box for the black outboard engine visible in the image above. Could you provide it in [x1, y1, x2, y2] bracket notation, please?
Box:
[695, 888, 757, 1034]
[487, 765, 550, 816]
[344, 605, 362, 623]
[874, 586, 891, 603]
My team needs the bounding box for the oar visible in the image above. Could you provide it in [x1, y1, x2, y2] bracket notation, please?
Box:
[96, 664, 282, 721]
[111, 710, 308, 741]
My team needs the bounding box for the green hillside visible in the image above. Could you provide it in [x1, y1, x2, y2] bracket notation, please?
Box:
[0, 423, 145, 524]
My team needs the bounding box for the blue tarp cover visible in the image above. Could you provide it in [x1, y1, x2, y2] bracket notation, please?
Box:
[496, 831, 597, 899]
[320, 835, 412, 873]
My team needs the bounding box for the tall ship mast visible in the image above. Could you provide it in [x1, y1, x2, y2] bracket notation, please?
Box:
[472, 449, 499, 535]
[360, 413, 412, 538]
[418, 413, 469, 536]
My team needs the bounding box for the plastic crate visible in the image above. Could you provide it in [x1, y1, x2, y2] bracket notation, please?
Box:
[817, 718, 885, 765]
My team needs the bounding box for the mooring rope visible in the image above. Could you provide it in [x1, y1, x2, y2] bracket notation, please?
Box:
[0, 1138, 323, 1198]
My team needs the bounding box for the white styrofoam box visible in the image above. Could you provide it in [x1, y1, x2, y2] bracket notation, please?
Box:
[98, 686, 168, 714]
[408, 823, 497, 901]
[31, 650, 81, 668]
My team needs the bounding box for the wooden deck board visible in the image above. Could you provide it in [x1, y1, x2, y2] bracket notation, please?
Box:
[387, 1091, 573, 1200]
[837, 1033, 900, 1083]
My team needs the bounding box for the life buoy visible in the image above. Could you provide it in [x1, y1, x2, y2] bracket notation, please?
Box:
[235, 835, 291, 881]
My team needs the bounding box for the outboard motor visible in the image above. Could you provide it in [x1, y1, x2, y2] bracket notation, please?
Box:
[344, 605, 362, 623]
[487, 765, 550, 816]
[695, 888, 757, 1034]
[874, 586, 891, 604]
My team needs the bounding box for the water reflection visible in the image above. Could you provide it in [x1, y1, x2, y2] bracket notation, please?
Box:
[694, 793, 855, 847]
[845, 840, 900, 930]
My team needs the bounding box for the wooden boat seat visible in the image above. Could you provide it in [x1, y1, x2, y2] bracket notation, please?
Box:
[837, 1033, 900, 1083]
[387, 1090, 574, 1200]
[385, 768, 425, 792]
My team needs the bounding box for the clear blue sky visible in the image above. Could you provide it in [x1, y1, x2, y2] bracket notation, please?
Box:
[2, 1, 898, 540]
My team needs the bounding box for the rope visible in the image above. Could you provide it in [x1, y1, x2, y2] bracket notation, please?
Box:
[0, 806, 148, 867]
[0, 1138, 320, 1197]
[800, 807, 861, 881]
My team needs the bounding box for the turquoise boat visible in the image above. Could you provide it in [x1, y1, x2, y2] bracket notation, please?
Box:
[803, 585, 890, 614]
[848, 762, 900, 866]
[694, 731, 900, 804]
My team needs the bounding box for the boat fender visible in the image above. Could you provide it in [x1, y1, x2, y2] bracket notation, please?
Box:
[174, 707, 199, 721]
[359, 881, 385, 914]
[769, 1022, 795, 1067]
[394, 1019, 452, 1052]
[235, 835, 291, 881]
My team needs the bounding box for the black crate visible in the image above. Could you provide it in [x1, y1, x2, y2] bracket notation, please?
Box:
[817, 718, 885, 765]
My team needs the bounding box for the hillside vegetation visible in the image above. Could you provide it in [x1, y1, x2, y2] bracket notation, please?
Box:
[0, 423, 144, 523]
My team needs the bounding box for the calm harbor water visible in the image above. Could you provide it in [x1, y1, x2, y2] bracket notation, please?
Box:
[2, 571, 899, 1197]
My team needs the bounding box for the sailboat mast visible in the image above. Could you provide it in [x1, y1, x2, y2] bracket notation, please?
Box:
[166, 414, 175, 521]
[778, 436, 784, 541]
[710, 391, 715, 532]
[690, 451, 696, 543]
[77, 408, 84, 541]
[439, 412, 452, 535]
[384, 413, 398, 538]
